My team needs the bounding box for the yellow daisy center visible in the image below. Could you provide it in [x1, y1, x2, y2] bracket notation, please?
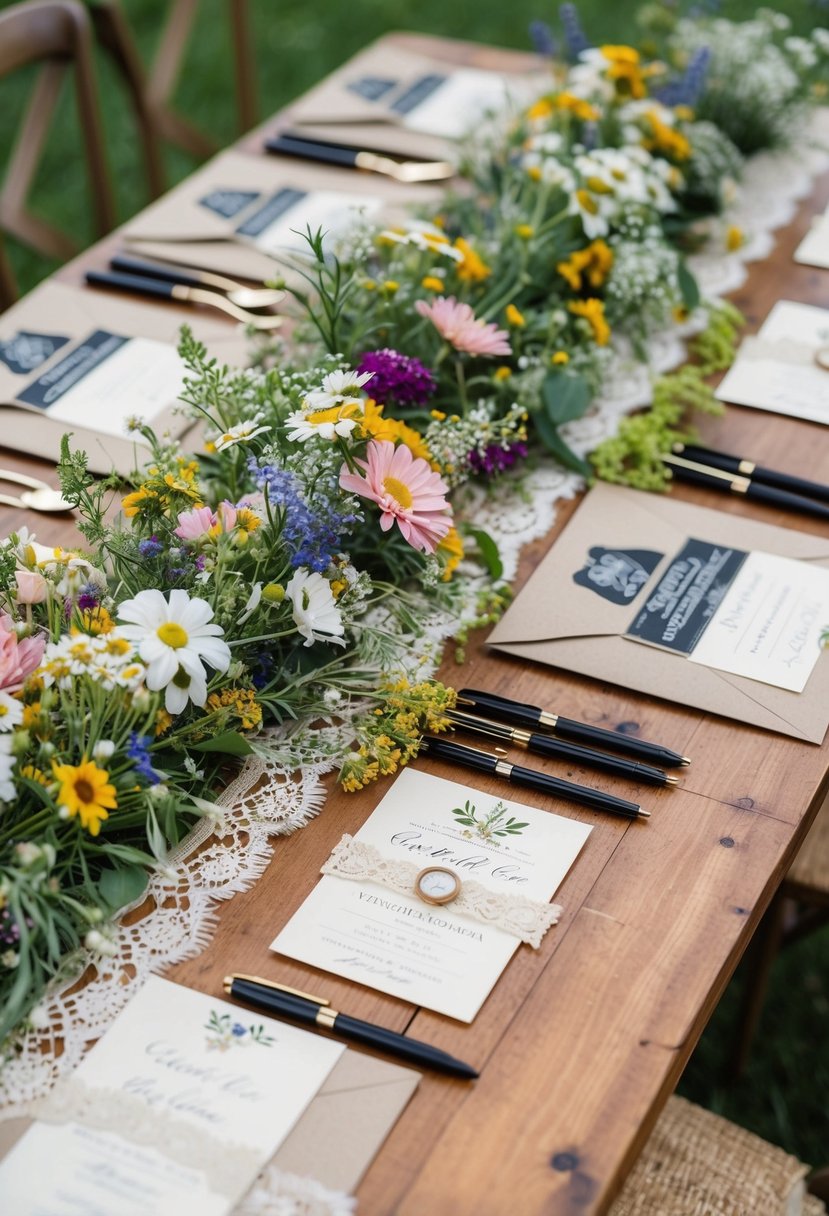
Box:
[383, 476, 414, 511]
[157, 622, 189, 649]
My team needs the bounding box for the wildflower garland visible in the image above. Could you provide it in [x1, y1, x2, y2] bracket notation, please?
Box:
[0, 5, 826, 1056]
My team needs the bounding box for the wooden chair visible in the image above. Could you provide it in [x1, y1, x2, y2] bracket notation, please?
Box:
[0, 0, 117, 270]
[732, 792, 829, 1077]
[610, 1094, 822, 1215]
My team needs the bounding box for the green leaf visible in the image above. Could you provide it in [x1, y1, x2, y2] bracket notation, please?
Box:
[541, 369, 591, 426]
[465, 527, 504, 581]
[191, 731, 253, 756]
[534, 409, 593, 477]
[677, 260, 701, 311]
[98, 863, 149, 912]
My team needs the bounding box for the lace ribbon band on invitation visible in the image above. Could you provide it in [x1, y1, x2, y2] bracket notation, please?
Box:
[320, 834, 562, 948]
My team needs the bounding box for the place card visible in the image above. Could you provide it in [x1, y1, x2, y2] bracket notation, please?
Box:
[0, 976, 344, 1216]
[716, 300, 829, 424]
[271, 768, 591, 1022]
[233, 187, 383, 258]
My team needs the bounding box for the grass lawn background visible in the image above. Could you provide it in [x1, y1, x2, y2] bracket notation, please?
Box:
[0, 0, 827, 1171]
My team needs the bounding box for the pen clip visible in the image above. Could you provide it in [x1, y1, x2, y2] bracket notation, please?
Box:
[227, 973, 330, 1006]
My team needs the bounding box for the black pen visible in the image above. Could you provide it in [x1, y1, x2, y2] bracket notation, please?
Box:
[447, 709, 677, 787]
[224, 974, 478, 1079]
[662, 452, 829, 522]
[458, 688, 690, 769]
[421, 736, 649, 821]
[673, 442, 829, 506]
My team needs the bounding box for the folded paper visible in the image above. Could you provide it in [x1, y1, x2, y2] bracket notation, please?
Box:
[488, 482, 829, 743]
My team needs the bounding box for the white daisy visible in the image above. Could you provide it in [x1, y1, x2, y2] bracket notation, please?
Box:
[215, 420, 272, 451]
[0, 692, 22, 732]
[0, 736, 16, 802]
[286, 570, 346, 648]
[303, 369, 373, 412]
[285, 402, 364, 443]
[117, 589, 231, 714]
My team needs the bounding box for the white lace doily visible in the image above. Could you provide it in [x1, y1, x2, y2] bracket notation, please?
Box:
[0, 108, 826, 1216]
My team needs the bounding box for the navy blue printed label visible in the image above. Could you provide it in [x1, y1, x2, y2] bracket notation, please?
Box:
[573, 547, 663, 606]
[199, 189, 260, 219]
[236, 188, 307, 238]
[347, 75, 398, 102]
[0, 331, 70, 376]
[18, 330, 128, 410]
[390, 73, 447, 115]
[626, 538, 749, 653]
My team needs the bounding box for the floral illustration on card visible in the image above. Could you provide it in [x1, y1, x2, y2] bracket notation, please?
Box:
[204, 1010, 274, 1051]
[450, 799, 528, 844]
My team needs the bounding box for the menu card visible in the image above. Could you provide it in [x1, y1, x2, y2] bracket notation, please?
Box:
[0, 976, 344, 1216]
[271, 769, 591, 1022]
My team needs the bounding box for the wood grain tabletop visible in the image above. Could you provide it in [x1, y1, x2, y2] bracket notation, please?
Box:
[2, 32, 828, 1215]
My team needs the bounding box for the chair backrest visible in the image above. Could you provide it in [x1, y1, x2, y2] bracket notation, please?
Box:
[0, 0, 116, 294]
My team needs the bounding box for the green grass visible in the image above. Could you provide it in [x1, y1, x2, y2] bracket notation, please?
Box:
[0, 0, 827, 1174]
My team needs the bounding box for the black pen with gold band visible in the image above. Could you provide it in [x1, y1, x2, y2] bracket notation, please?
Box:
[672, 443, 829, 506]
[662, 452, 829, 521]
[420, 737, 649, 821]
[447, 709, 676, 787]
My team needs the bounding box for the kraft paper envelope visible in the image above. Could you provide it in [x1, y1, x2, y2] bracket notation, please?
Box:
[0, 280, 250, 476]
[488, 482, 829, 743]
[124, 149, 441, 283]
[286, 42, 545, 159]
[0, 1050, 420, 1200]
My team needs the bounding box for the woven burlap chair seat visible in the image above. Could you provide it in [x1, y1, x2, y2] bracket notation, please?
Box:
[804, 1196, 828, 1215]
[610, 1095, 815, 1216]
[788, 795, 829, 897]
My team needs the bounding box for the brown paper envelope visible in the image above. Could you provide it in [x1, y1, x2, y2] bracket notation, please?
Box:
[286, 42, 545, 160]
[488, 482, 829, 743]
[272, 1049, 420, 1193]
[0, 1050, 420, 1199]
[123, 149, 441, 283]
[0, 280, 250, 475]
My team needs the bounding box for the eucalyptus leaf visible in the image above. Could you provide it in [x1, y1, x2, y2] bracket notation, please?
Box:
[677, 259, 701, 311]
[541, 369, 591, 426]
[466, 527, 504, 581]
[534, 409, 593, 477]
[98, 864, 149, 913]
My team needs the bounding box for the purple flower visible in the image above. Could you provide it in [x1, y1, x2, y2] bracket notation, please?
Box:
[138, 536, 164, 560]
[356, 349, 436, 408]
[467, 441, 529, 477]
[655, 47, 711, 107]
[559, 3, 590, 60]
[77, 583, 100, 612]
[248, 459, 359, 572]
[127, 733, 160, 785]
[231, 1023, 247, 1037]
[529, 20, 557, 57]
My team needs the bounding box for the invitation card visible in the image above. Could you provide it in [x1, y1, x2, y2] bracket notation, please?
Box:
[488, 483, 829, 742]
[716, 300, 829, 424]
[0, 976, 344, 1216]
[271, 768, 591, 1023]
[794, 209, 829, 269]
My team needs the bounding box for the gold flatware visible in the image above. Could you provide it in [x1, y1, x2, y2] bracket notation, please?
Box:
[85, 270, 283, 330]
[110, 253, 284, 309]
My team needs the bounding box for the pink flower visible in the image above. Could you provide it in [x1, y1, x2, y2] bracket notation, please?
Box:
[339, 440, 452, 554]
[174, 505, 216, 540]
[415, 296, 512, 357]
[0, 614, 45, 693]
[15, 571, 48, 604]
[215, 501, 237, 532]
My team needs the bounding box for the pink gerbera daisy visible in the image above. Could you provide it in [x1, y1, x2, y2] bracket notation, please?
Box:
[415, 296, 512, 357]
[339, 441, 452, 554]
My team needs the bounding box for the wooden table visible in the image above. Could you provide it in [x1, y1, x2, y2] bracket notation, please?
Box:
[2, 33, 828, 1216]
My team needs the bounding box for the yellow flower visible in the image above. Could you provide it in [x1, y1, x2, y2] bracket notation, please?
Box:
[454, 238, 491, 283]
[382, 280, 399, 294]
[514, 224, 534, 239]
[121, 486, 156, 518]
[52, 760, 117, 836]
[206, 687, 262, 731]
[555, 92, 600, 122]
[360, 401, 431, 461]
[599, 45, 648, 100]
[527, 165, 543, 182]
[234, 507, 262, 540]
[76, 606, 115, 636]
[674, 105, 695, 122]
[557, 240, 614, 292]
[437, 528, 464, 581]
[493, 366, 512, 382]
[20, 764, 48, 786]
[330, 579, 347, 598]
[526, 96, 554, 121]
[505, 304, 526, 327]
[569, 298, 611, 346]
[552, 351, 570, 365]
[204, 440, 217, 454]
[726, 225, 744, 252]
[421, 275, 444, 292]
[641, 109, 691, 161]
[430, 409, 447, 421]
[155, 708, 173, 736]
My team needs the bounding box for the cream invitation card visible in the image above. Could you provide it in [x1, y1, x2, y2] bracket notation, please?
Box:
[716, 300, 829, 424]
[794, 209, 829, 269]
[0, 976, 344, 1216]
[272, 768, 591, 1022]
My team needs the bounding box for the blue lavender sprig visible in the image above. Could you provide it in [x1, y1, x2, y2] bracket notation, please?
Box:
[559, 3, 590, 60]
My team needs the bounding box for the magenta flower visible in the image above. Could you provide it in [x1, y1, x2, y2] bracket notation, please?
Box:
[415, 296, 512, 357]
[339, 440, 452, 554]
